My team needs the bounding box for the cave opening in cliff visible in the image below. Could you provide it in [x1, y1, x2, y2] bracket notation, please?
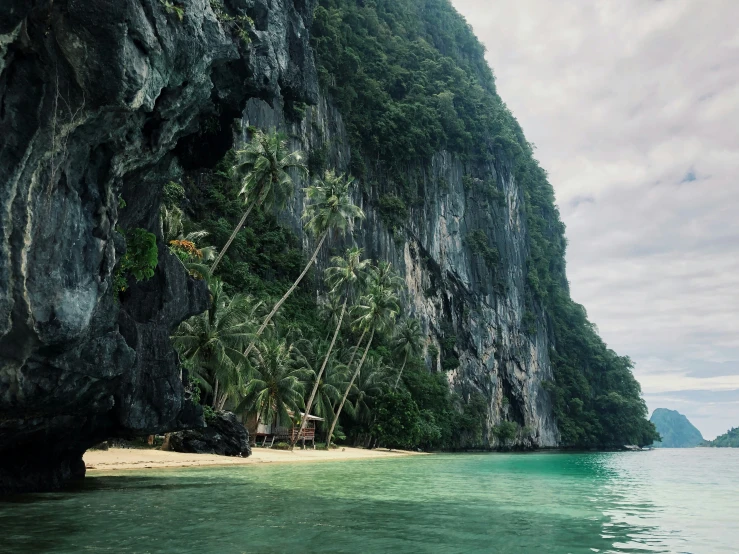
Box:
[174, 106, 242, 171]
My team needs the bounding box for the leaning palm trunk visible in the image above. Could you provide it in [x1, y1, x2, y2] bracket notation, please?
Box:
[217, 392, 229, 411]
[393, 351, 409, 390]
[346, 327, 368, 369]
[326, 328, 375, 449]
[244, 231, 329, 358]
[291, 296, 348, 450]
[210, 200, 257, 275]
[212, 378, 220, 409]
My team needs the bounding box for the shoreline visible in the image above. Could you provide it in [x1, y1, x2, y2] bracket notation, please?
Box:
[84, 446, 424, 472]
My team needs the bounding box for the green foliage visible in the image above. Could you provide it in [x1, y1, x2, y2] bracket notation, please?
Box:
[114, 228, 158, 294]
[312, 0, 656, 450]
[703, 427, 739, 448]
[465, 230, 499, 270]
[202, 405, 217, 422]
[493, 421, 519, 444]
[427, 343, 439, 360]
[371, 390, 422, 450]
[378, 194, 408, 230]
[186, 375, 202, 405]
[164, 0, 654, 452]
[184, 154, 308, 301]
[303, 170, 365, 239]
[173, 279, 260, 408]
[240, 338, 308, 426]
[308, 143, 329, 176]
[209, 0, 254, 44]
[312, 0, 506, 177]
[441, 356, 459, 372]
[159, 0, 184, 21]
[163, 181, 185, 208]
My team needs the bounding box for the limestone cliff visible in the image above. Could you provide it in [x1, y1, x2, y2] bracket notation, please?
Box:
[242, 95, 559, 449]
[1, 0, 654, 492]
[0, 0, 317, 493]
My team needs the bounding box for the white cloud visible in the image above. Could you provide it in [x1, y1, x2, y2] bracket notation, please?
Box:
[451, 0, 739, 437]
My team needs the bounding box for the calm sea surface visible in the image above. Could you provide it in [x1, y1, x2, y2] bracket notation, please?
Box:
[1, 449, 737, 553]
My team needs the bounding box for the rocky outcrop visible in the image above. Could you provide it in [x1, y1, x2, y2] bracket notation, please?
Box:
[0, 0, 316, 493]
[168, 412, 251, 457]
[242, 95, 559, 449]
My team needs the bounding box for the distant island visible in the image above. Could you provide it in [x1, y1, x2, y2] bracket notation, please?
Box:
[650, 409, 704, 448]
[702, 427, 739, 448]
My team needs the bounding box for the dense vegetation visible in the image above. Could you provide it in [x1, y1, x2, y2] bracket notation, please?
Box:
[152, 0, 658, 451]
[311, 0, 658, 447]
[649, 409, 703, 448]
[169, 133, 487, 451]
[703, 427, 739, 448]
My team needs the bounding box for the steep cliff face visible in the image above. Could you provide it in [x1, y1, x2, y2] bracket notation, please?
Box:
[0, 0, 317, 492]
[243, 95, 559, 448]
[1, 0, 655, 491]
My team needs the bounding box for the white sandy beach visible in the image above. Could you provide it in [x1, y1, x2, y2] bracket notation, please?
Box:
[84, 446, 422, 472]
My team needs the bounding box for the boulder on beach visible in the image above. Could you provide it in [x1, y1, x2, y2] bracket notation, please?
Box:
[168, 412, 251, 458]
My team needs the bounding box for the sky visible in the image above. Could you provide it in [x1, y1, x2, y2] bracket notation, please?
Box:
[450, 0, 739, 439]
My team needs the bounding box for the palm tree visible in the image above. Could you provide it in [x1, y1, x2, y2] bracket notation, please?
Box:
[210, 130, 307, 274]
[293, 340, 349, 441]
[368, 261, 404, 293]
[291, 247, 369, 449]
[318, 294, 345, 341]
[244, 170, 365, 359]
[391, 318, 425, 390]
[326, 284, 400, 448]
[162, 205, 218, 278]
[173, 279, 260, 409]
[349, 356, 386, 425]
[239, 338, 307, 429]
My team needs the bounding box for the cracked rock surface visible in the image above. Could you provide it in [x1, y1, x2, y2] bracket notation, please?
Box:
[0, 0, 316, 493]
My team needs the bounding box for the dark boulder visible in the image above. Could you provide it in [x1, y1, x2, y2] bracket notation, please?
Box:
[168, 412, 251, 457]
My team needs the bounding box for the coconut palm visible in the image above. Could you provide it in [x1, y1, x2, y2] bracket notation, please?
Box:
[391, 318, 425, 390]
[368, 261, 404, 293]
[326, 284, 400, 448]
[291, 247, 369, 448]
[238, 338, 307, 429]
[318, 294, 345, 340]
[244, 171, 365, 359]
[172, 279, 260, 409]
[349, 355, 386, 425]
[210, 130, 307, 274]
[293, 340, 350, 441]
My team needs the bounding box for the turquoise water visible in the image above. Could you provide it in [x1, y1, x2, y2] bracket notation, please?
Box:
[1, 449, 737, 553]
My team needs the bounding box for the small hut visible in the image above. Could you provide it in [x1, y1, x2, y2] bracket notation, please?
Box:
[253, 411, 324, 449]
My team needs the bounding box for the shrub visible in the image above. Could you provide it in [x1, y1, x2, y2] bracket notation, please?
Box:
[371, 390, 422, 450]
[202, 405, 217, 422]
[114, 228, 158, 294]
[378, 194, 408, 230]
[163, 181, 185, 208]
[465, 230, 500, 270]
[493, 421, 519, 444]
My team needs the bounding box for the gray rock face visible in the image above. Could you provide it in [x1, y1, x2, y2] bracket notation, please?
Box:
[0, 0, 316, 493]
[169, 412, 251, 457]
[243, 96, 559, 448]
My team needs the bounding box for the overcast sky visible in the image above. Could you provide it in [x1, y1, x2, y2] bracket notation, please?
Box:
[451, 0, 739, 439]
